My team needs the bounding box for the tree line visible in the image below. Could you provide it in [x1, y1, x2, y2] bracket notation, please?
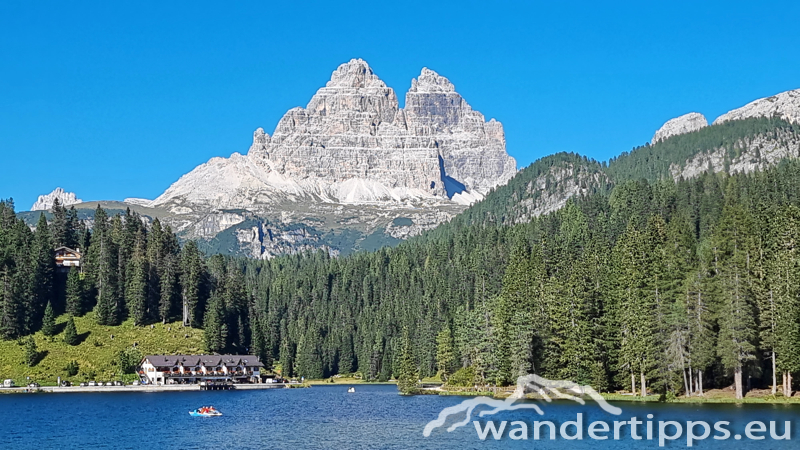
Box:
[0, 199, 212, 338]
[233, 160, 800, 399]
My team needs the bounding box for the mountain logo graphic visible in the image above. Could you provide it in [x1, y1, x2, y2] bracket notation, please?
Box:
[423, 374, 623, 437]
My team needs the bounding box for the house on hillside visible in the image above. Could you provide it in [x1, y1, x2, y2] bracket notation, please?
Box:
[55, 247, 81, 271]
[139, 354, 265, 385]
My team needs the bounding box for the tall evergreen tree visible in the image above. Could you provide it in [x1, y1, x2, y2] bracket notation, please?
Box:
[714, 201, 758, 400]
[65, 267, 85, 316]
[29, 213, 54, 333]
[63, 315, 79, 346]
[41, 301, 56, 336]
[397, 326, 418, 394]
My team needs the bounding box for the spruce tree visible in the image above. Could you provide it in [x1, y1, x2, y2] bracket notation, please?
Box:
[435, 327, 455, 381]
[87, 206, 120, 325]
[397, 326, 418, 395]
[41, 301, 56, 336]
[179, 240, 207, 327]
[65, 267, 85, 316]
[768, 205, 800, 397]
[203, 293, 227, 353]
[126, 251, 148, 326]
[24, 337, 39, 366]
[63, 315, 79, 346]
[29, 213, 54, 333]
[714, 202, 758, 400]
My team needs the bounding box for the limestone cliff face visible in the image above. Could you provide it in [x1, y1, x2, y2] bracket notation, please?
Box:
[652, 112, 708, 143]
[714, 89, 800, 125]
[242, 59, 516, 201]
[31, 187, 82, 211]
[154, 59, 515, 211]
[145, 59, 516, 258]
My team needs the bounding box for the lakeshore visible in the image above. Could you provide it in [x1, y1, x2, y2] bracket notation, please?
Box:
[0, 382, 293, 394]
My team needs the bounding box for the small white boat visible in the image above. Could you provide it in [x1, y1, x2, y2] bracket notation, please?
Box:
[347, 387, 355, 393]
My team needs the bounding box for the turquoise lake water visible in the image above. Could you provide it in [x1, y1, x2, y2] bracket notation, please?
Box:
[1, 385, 799, 449]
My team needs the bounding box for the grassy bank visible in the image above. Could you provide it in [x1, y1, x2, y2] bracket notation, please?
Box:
[0, 312, 204, 386]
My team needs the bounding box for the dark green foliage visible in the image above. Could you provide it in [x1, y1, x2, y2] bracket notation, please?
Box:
[65, 267, 86, 316]
[397, 327, 418, 394]
[63, 316, 78, 346]
[41, 301, 56, 336]
[203, 293, 227, 353]
[1, 201, 208, 338]
[64, 359, 79, 376]
[219, 155, 800, 398]
[24, 336, 39, 366]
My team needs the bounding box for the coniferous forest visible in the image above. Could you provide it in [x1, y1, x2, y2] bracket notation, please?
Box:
[4, 123, 800, 400]
[231, 160, 800, 400]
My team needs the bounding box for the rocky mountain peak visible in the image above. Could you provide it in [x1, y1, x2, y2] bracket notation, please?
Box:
[713, 89, 800, 125]
[150, 58, 517, 257]
[31, 187, 82, 211]
[652, 112, 708, 144]
[409, 68, 455, 93]
[248, 127, 271, 159]
[325, 58, 386, 89]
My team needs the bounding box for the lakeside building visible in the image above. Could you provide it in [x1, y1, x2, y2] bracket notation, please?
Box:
[139, 354, 264, 385]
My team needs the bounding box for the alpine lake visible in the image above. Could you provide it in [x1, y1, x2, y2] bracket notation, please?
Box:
[2, 384, 799, 449]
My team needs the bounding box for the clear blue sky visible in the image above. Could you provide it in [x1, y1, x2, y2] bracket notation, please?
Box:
[3, 1, 800, 210]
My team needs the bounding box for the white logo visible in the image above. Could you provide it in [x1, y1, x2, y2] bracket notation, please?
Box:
[423, 374, 622, 437]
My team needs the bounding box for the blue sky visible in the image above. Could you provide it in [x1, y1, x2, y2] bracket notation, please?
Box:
[3, 1, 800, 210]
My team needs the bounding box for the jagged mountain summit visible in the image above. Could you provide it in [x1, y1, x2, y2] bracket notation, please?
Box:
[152, 59, 515, 213]
[126, 59, 517, 257]
[31, 188, 82, 211]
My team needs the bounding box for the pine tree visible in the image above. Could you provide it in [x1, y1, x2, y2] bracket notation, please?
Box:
[29, 213, 54, 333]
[179, 240, 207, 327]
[65, 267, 85, 316]
[41, 301, 56, 336]
[714, 201, 758, 400]
[612, 222, 658, 396]
[65, 206, 80, 249]
[296, 326, 323, 379]
[279, 335, 294, 378]
[50, 198, 69, 248]
[250, 314, 272, 369]
[88, 207, 120, 325]
[435, 327, 456, 381]
[768, 205, 800, 397]
[63, 315, 79, 346]
[203, 293, 227, 353]
[126, 251, 148, 326]
[24, 336, 39, 366]
[397, 326, 418, 394]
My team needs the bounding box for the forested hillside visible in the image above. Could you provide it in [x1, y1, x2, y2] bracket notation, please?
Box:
[226, 160, 800, 399]
[460, 117, 800, 226]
